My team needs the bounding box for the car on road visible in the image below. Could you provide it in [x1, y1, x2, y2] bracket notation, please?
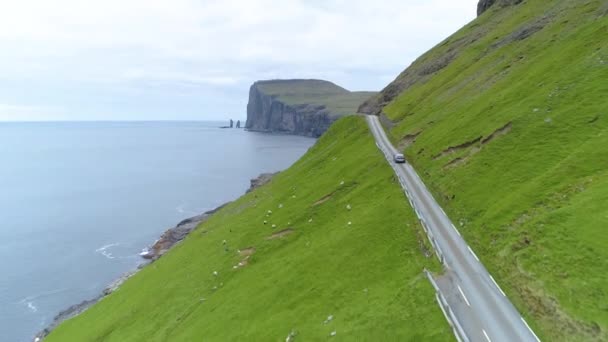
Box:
[393, 153, 406, 163]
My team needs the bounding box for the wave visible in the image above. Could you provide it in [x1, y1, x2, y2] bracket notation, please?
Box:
[19, 287, 71, 304]
[18, 288, 72, 314]
[176, 203, 212, 216]
[27, 301, 38, 312]
[95, 243, 119, 252]
[95, 242, 142, 260]
[95, 243, 120, 259]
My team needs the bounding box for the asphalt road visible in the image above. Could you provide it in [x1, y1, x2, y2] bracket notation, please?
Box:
[367, 115, 540, 342]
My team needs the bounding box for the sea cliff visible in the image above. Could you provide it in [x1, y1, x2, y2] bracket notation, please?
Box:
[246, 79, 375, 137]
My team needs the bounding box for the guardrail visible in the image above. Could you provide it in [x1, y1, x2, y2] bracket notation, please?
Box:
[373, 125, 466, 342]
[373, 141, 446, 265]
[425, 269, 470, 342]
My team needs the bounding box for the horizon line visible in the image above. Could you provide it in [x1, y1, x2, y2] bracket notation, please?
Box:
[0, 119, 247, 123]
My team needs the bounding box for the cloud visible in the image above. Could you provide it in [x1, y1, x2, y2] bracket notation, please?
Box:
[0, 0, 478, 120]
[0, 104, 65, 121]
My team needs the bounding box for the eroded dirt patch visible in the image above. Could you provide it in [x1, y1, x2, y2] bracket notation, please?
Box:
[482, 122, 512, 144]
[433, 136, 482, 160]
[313, 193, 334, 206]
[239, 247, 256, 257]
[440, 122, 512, 168]
[398, 131, 422, 150]
[491, 11, 554, 49]
[265, 228, 294, 240]
[234, 247, 256, 268]
[517, 282, 604, 340]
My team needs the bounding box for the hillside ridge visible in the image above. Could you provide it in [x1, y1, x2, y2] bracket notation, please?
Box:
[371, 0, 608, 340]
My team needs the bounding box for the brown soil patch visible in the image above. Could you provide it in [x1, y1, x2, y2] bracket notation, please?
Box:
[233, 247, 256, 269]
[433, 136, 482, 160]
[313, 193, 334, 206]
[439, 122, 512, 169]
[398, 131, 422, 150]
[236, 256, 251, 268]
[482, 122, 512, 144]
[265, 228, 294, 240]
[239, 247, 256, 257]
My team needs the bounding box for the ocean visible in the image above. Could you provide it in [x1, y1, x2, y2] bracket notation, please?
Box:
[0, 121, 315, 342]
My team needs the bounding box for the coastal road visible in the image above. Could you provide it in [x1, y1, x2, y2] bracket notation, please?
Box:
[366, 115, 540, 342]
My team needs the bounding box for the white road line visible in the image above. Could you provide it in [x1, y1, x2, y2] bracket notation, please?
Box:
[457, 285, 470, 306]
[452, 224, 462, 236]
[489, 275, 506, 297]
[440, 207, 446, 216]
[482, 329, 492, 342]
[521, 317, 541, 342]
[467, 246, 480, 261]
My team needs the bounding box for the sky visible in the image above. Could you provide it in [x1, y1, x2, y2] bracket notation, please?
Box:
[0, 0, 478, 121]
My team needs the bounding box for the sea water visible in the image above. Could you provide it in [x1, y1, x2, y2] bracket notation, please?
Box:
[0, 121, 315, 341]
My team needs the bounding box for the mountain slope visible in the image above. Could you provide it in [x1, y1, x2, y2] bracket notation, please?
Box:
[246, 79, 375, 137]
[363, 0, 607, 340]
[45, 117, 449, 341]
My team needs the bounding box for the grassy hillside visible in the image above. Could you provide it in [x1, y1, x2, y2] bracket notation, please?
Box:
[372, 0, 607, 340]
[46, 117, 450, 341]
[256, 80, 377, 116]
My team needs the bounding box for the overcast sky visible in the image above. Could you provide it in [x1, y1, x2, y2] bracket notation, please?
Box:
[0, 0, 477, 121]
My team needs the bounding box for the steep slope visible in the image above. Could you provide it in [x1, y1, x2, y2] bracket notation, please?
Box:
[246, 79, 375, 137]
[45, 117, 449, 341]
[363, 0, 608, 340]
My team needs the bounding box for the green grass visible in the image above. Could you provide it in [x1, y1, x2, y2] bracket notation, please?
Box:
[256, 80, 377, 116]
[378, 0, 608, 340]
[46, 117, 450, 341]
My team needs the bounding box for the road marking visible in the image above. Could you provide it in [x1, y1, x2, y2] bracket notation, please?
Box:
[489, 275, 506, 296]
[482, 329, 492, 342]
[452, 224, 461, 236]
[440, 207, 446, 216]
[521, 317, 541, 342]
[457, 285, 470, 306]
[467, 246, 480, 261]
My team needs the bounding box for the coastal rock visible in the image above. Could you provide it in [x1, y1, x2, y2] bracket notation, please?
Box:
[141, 203, 229, 261]
[477, 0, 523, 16]
[33, 270, 137, 341]
[246, 79, 375, 137]
[247, 172, 278, 193]
[34, 171, 279, 341]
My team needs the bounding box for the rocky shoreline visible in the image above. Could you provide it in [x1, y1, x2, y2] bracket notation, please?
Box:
[33, 172, 277, 341]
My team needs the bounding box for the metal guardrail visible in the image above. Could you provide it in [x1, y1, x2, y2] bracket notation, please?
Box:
[371, 118, 540, 342]
[373, 140, 446, 265]
[373, 128, 466, 342]
[425, 269, 470, 342]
